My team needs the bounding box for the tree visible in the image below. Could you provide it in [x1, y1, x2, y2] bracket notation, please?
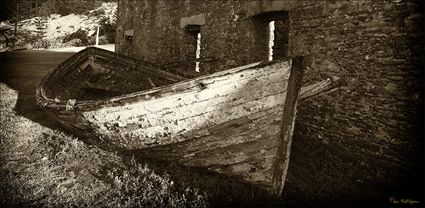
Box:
[0, 0, 49, 47]
[99, 9, 117, 44]
[0, 28, 12, 47]
[0, 0, 16, 22]
[54, 0, 97, 15]
[1, 1, 25, 47]
[0, 0, 117, 48]
[34, 17, 47, 37]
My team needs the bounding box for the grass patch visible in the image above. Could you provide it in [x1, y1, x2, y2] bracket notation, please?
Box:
[0, 83, 208, 207]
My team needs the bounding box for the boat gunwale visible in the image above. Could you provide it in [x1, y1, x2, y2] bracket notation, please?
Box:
[35, 47, 185, 109]
[36, 48, 292, 111]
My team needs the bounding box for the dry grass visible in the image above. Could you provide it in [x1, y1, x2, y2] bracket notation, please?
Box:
[0, 83, 208, 207]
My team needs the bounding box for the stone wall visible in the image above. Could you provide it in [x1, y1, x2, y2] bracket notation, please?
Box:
[116, 0, 290, 75]
[287, 0, 424, 203]
[116, 0, 423, 204]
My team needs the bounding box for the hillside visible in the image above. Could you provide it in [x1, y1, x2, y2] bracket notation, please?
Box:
[0, 2, 117, 52]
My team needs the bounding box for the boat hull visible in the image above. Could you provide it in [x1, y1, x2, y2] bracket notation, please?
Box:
[36, 48, 340, 196]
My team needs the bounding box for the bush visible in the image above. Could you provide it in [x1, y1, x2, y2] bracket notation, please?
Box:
[63, 38, 83, 47]
[63, 29, 89, 46]
[32, 39, 51, 49]
[99, 17, 116, 44]
[98, 36, 109, 45]
[90, 9, 105, 17]
[55, 0, 97, 16]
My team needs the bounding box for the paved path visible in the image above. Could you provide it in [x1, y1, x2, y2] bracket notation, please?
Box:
[0, 50, 75, 128]
[45, 44, 115, 52]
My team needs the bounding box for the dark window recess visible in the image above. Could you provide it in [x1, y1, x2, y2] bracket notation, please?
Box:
[185, 25, 201, 35]
[185, 25, 201, 72]
[124, 29, 134, 43]
[253, 11, 289, 61]
[272, 19, 289, 60]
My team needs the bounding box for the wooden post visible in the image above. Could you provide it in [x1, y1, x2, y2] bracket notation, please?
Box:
[13, 3, 19, 48]
[271, 56, 305, 197]
[96, 25, 100, 46]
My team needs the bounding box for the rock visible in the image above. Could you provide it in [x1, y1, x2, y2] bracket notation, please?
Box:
[0, 47, 12, 52]
[24, 43, 33, 50]
[98, 36, 109, 45]
[12, 45, 27, 51]
[64, 38, 83, 47]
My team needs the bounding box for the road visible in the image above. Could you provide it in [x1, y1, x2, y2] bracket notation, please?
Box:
[0, 50, 75, 128]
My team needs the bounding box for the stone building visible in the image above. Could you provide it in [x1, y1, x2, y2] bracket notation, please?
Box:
[115, 0, 423, 204]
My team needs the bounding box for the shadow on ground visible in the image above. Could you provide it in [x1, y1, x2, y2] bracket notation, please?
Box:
[0, 50, 75, 129]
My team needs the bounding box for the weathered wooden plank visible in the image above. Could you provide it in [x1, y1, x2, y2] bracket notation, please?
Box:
[39, 47, 185, 103]
[81, 61, 292, 148]
[86, 67, 287, 119]
[83, 77, 338, 150]
[67, 61, 278, 108]
[271, 56, 305, 197]
[126, 101, 284, 189]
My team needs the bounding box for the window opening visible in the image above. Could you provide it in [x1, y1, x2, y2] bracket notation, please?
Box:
[268, 20, 275, 61]
[185, 25, 201, 73]
[195, 32, 201, 72]
[253, 11, 288, 61]
[124, 29, 134, 44]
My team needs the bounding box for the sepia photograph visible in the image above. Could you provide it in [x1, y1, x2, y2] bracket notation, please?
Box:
[0, 0, 423, 207]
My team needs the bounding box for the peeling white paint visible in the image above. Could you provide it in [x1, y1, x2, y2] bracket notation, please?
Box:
[83, 61, 292, 147]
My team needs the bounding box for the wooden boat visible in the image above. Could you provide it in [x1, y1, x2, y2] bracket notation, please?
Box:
[36, 47, 340, 197]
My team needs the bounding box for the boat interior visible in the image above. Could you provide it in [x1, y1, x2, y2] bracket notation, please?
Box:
[41, 47, 184, 101]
